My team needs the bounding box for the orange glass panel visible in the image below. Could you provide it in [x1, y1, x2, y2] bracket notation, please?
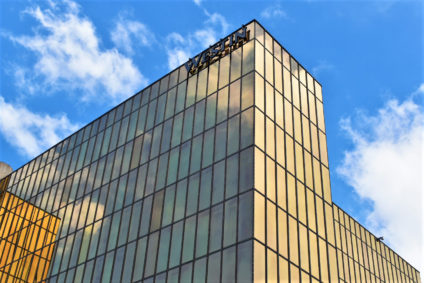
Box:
[0, 191, 60, 282]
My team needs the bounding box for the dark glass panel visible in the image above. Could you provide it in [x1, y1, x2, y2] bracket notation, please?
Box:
[190, 135, 202, 175]
[122, 241, 136, 282]
[182, 215, 196, 263]
[139, 195, 153, 237]
[178, 141, 191, 180]
[167, 148, 179, 186]
[144, 231, 159, 278]
[214, 121, 227, 161]
[128, 201, 142, 242]
[194, 100, 205, 136]
[205, 93, 217, 130]
[169, 221, 183, 268]
[237, 241, 252, 282]
[227, 114, 240, 156]
[165, 88, 177, 120]
[150, 190, 164, 232]
[238, 191, 253, 241]
[171, 112, 183, 147]
[209, 204, 223, 252]
[182, 106, 194, 142]
[239, 147, 253, 192]
[132, 236, 147, 281]
[176, 81, 187, 113]
[174, 179, 187, 222]
[107, 210, 121, 251]
[156, 153, 169, 191]
[186, 173, 199, 216]
[193, 258, 207, 282]
[199, 167, 212, 210]
[156, 226, 171, 273]
[196, 209, 209, 257]
[217, 87, 228, 124]
[118, 206, 131, 246]
[222, 246, 236, 282]
[160, 118, 173, 154]
[202, 128, 214, 169]
[223, 198, 237, 247]
[162, 185, 176, 227]
[212, 160, 225, 205]
[111, 246, 125, 282]
[207, 252, 221, 283]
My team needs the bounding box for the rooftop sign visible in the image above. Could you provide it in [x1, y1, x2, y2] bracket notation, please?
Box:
[184, 25, 249, 74]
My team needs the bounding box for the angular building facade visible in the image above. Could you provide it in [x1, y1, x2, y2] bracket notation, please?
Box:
[0, 20, 420, 282]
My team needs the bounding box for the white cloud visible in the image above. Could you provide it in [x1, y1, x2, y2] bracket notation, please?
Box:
[312, 60, 334, 76]
[337, 85, 424, 271]
[164, 10, 230, 70]
[7, 1, 147, 105]
[193, 0, 202, 6]
[261, 4, 288, 19]
[111, 17, 155, 55]
[0, 96, 80, 158]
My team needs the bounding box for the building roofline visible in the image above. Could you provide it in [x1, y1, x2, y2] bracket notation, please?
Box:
[333, 202, 421, 273]
[2, 19, 322, 184]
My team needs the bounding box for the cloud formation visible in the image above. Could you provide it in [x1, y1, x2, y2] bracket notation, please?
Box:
[0, 96, 80, 158]
[111, 17, 155, 55]
[261, 4, 288, 19]
[312, 60, 335, 76]
[337, 85, 424, 271]
[165, 9, 230, 70]
[7, 1, 147, 105]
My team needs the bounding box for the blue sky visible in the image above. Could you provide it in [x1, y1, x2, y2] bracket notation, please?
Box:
[0, 0, 423, 270]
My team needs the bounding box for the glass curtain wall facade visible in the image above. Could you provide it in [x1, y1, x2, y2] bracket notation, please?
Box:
[0, 20, 420, 283]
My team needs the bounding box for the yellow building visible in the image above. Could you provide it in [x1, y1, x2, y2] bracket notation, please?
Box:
[0, 177, 60, 282]
[0, 20, 420, 282]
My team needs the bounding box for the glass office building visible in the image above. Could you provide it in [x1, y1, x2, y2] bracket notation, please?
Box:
[0, 20, 420, 282]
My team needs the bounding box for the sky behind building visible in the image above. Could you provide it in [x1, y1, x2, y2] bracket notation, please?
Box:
[0, 0, 423, 272]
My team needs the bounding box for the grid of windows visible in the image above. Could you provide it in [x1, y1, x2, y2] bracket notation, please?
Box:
[1, 22, 256, 282]
[0, 186, 60, 282]
[250, 22, 336, 283]
[333, 204, 420, 282]
[0, 20, 420, 283]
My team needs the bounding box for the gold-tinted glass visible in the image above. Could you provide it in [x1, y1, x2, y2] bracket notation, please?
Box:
[0, 191, 60, 282]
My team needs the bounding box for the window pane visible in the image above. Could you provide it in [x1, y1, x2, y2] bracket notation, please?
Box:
[196, 209, 210, 257]
[219, 56, 230, 88]
[169, 221, 183, 268]
[174, 180, 187, 222]
[217, 87, 228, 124]
[150, 190, 164, 232]
[157, 226, 171, 273]
[182, 215, 196, 263]
[241, 72, 254, 110]
[242, 40, 254, 75]
[222, 246, 236, 282]
[209, 204, 223, 252]
[229, 79, 240, 117]
[205, 93, 217, 130]
[186, 173, 199, 216]
[225, 154, 238, 198]
[199, 167, 212, 210]
[162, 185, 176, 227]
[194, 100, 205, 136]
[208, 61, 219, 95]
[237, 241, 252, 282]
[212, 160, 225, 205]
[144, 232, 159, 278]
[223, 198, 237, 247]
[230, 48, 241, 82]
[197, 68, 207, 101]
